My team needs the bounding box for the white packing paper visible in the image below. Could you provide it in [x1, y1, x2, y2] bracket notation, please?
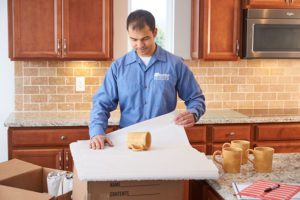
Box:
[70, 111, 219, 181]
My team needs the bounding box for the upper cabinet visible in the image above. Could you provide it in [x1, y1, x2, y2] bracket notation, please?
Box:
[8, 0, 113, 60]
[244, 0, 300, 8]
[191, 0, 241, 61]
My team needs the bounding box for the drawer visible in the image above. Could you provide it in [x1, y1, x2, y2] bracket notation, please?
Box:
[256, 124, 300, 141]
[191, 144, 207, 153]
[254, 141, 300, 153]
[185, 126, 206, 143]
[211, 125, 251, 142]
[11, 127, 89, 146]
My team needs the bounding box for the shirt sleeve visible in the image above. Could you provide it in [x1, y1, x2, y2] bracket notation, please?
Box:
[89, 63, 119, 138]
[176, 61, 206, 120]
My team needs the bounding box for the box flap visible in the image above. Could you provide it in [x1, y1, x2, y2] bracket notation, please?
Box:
[0, 159, 43, 192]
[0, 185, 53, 200]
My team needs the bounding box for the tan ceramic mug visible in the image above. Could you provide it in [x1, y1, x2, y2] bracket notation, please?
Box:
[127, 132, 151, 151]
[212, 147, 243, 173]
[222, 140, 250, 164]
[246, 147, 274, 173]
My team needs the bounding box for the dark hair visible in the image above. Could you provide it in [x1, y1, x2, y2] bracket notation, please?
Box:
[127, 9, 156, 32]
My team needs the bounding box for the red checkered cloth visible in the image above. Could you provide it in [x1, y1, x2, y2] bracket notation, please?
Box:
[238, 180, 300, 200]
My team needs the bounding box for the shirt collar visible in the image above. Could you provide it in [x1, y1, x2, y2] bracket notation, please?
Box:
[123, 45, 167, 66]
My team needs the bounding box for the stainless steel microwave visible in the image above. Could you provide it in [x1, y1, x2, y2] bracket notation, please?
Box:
[243, 9, 300, 58]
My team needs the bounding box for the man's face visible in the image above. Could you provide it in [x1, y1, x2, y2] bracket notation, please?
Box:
[128, 25, 157, 57]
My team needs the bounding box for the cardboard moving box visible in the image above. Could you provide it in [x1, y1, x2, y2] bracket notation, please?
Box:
[0, 159, 71, 200]
[73, 168, 183, 200]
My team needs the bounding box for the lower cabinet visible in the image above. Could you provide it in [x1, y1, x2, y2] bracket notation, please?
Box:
[8, 126, 117, 171]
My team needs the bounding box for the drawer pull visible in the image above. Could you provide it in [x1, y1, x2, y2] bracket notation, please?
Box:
[229, 132, 235, 136]
[60, 135, 66, 140]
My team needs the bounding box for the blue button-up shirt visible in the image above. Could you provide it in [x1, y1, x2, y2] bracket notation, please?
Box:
[89, 45, 205, 138]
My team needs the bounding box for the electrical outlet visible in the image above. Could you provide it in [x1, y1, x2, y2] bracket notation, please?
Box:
[76, 77, 85, 92]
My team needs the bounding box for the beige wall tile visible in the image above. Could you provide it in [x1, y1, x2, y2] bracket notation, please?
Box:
[31, 95, 47, 103]
[24, 103, 40, 111]
[39, 67, 57, 76]
[66, 94, 83, 102]
[49, 77, 65, 85]
[24, 86, 39, 94]
[58, 103, 74, 111]
[57, 68, 74, 76]
[49, 95, 65, 103]
[75, 103, 91, 111]
[24, 68, 38, 76]
[40, 86, 56, 94]
[74, 68, 92, 76]
[40, 104, 57, 111]
[57, 86, 74, 94]
[31, 77, 48, 85]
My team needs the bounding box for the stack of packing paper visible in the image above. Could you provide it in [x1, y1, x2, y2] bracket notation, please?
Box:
[70, 111, 219, 181]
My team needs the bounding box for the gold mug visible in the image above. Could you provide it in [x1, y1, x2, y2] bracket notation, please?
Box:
[222, 140, 250, 164]
[127, 132, 151, 151]
[212, 147, 242, 173]
[246, 147, 274, 173]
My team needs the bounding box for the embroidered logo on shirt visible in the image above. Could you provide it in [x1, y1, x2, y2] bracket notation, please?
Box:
[154, 73, 170, 80]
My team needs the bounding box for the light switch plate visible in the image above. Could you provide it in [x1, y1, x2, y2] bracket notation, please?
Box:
[76, 77, 85, 92]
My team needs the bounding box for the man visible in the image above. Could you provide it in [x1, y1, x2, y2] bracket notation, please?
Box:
[89, 9, 205, 149]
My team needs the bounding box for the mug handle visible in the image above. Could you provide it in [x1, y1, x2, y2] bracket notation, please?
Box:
[129, 144, 144, 151]
[222, 143, 231, 149]
[246, 149, 254, 165]
[212, 150, 223, 167]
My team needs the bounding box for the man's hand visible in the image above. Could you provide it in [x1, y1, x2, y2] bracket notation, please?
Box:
[174, 111, 196, 128]
[89, 135, 113, 150]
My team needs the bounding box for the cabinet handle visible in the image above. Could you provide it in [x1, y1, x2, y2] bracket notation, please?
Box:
[65, 151, 69, 170]
[60, 135, 66, 140]
[57, 39, 61, 56]
[229, 132, 235, 136]
[236, 40, 239, 56]
[58, 152, 62, 169]
[63, 39, 67, 55]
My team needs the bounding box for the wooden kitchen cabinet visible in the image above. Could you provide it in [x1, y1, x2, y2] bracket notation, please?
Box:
[8, 0, 113, 60]
[253, 123, 300, 153]
[191, 0, 241, 60]
[244, 0, 300, 8]
[8, 126, 117, 171]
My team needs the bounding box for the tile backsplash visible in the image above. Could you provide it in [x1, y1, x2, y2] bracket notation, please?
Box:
[14, 59, 300, 112]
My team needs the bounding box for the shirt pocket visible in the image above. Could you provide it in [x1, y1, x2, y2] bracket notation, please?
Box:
[151, 77, 177, 106]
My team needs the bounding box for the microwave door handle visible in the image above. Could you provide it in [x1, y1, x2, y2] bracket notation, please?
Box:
[236, 40, 239, 56]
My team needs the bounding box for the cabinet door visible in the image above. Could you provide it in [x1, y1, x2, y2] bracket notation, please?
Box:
[12, 149, 64, 169]
[191, 0, 202, 59]
[8, 0, 61, 59]
[62, 0, 112, 60]
[202, 0, 241, 60]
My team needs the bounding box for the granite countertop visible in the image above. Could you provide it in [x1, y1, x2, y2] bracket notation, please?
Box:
[4, 109, 300, 127]
[206, 153, 300, 200]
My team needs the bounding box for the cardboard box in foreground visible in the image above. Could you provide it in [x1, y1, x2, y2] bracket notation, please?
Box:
[0, 159, 71, 200]
[73, 168, 183, 200]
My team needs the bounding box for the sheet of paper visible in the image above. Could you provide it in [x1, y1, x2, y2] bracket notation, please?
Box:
[70, 111, 219, 181]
